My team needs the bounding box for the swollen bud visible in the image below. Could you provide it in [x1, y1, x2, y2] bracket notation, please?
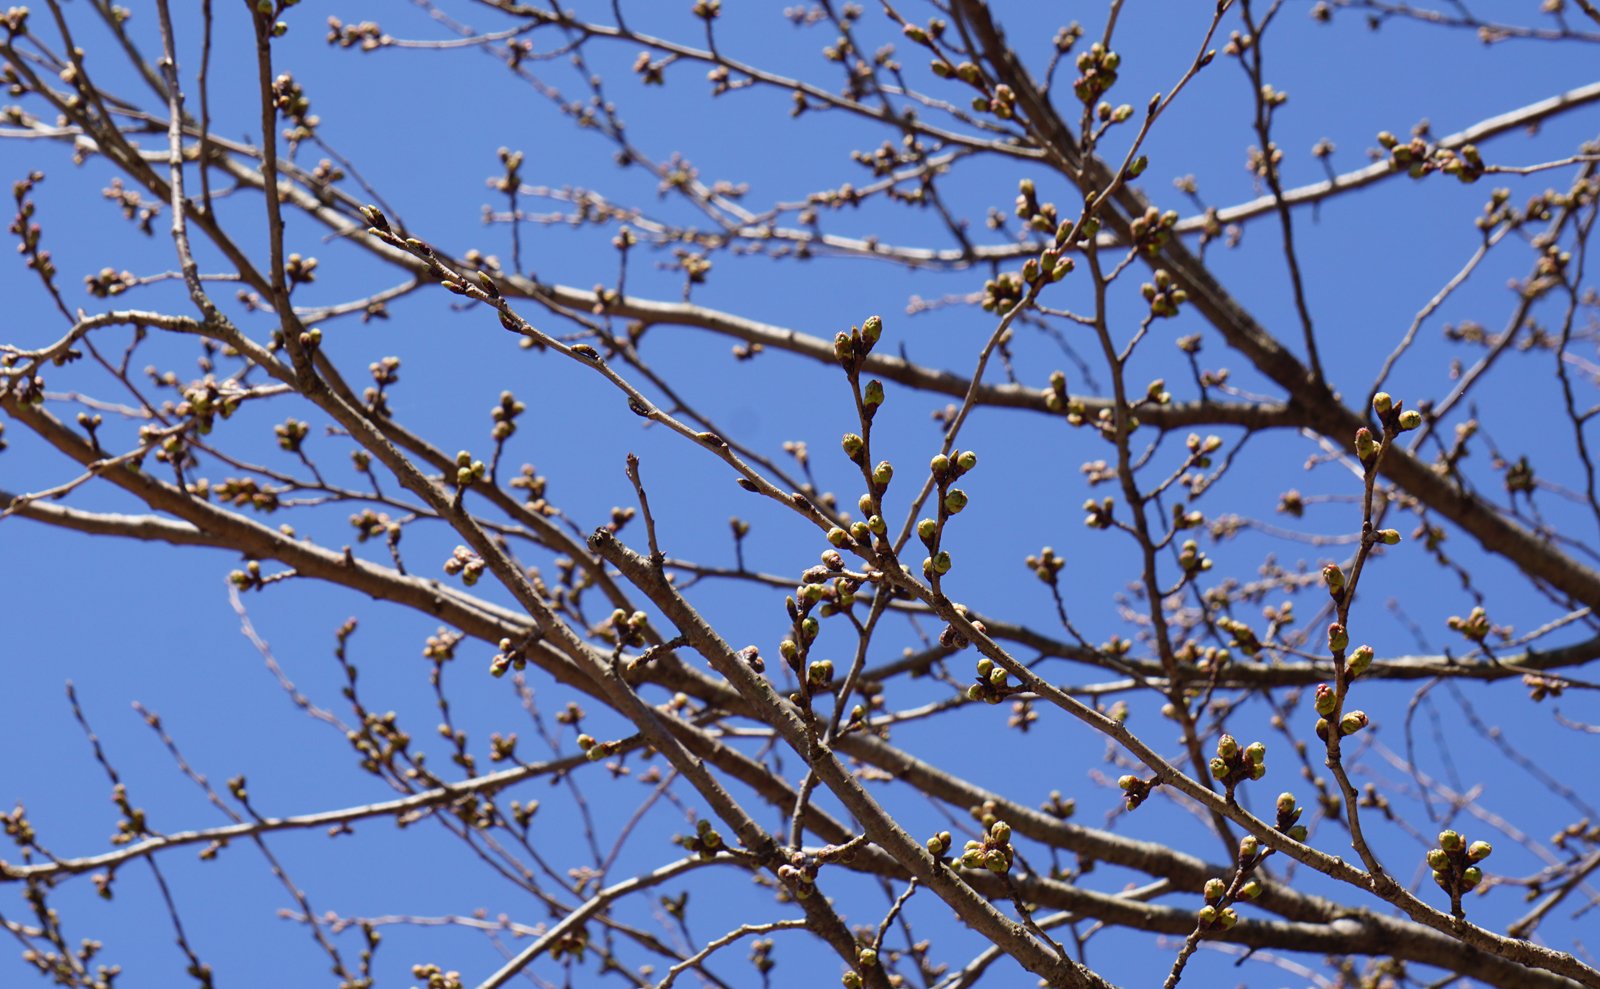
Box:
[1339, 710, 1368, 735]
[827, 527, 849, 547]
[1348, 644, 1373, 678]
[1378, 528, 1401, 544]
[956, 450, 978, 472]
[1397, 409, 1422, 431]
[917, 518, 938, 541]
[1467, 840, 1493, 862]
[1439, 830, 1464, 852]
[1327, 623, 1349, 653]
[861, 315, 883, 347]
[1372, 392, 1393, 415]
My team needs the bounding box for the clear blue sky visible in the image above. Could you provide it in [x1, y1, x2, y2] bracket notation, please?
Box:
[3, 2, 1599, 987]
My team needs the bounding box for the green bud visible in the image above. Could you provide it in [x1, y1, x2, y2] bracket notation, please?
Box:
[956, 450, 977, 472]
[1245, 741, 1266, 766]
[1432, 869, 1449, 889]
[1216, 907, 1238, 930]
[1467, 840, 1493, 862]
[944, 489, 968, 514]
[930, 453, 951, 475]
[1209, 757, 1229, 780]
[988, 666, 1008, 688]
[808, 659, 833, 684]
[976, 657, 994, 679]
[873, 461, 894, 487]
[991, 821, 1011, 845]
[1339, 710, 1368, 735]
[1378, 528, 1401, 545]
[1315, 683, 1337, 717]
[1238, 878, 1262, 901]
[1427, 848, 1451, 870]
[863, 379, 885, 408]
[842, 432, 864, 459]
[827, 527, 849, 547]
[1239, 835, 1259, 860]
[931, 551, 952, 574]
[868, 514, 887, 536]
[1197, 904, 1217, 926]
[1348, 645, 1373, 678]
[801, 617, 820, 641]
[1287, 824, 1308, 842]
[1323, 563, 1346, 596]
[1355, 427, 1378, 461]
[1204, 878, 1226, 901]
[1372, 392, 1393, 415]
[834, 331, 854, 365]
[1277, 793, 1297, 816]
[858, 946, 878, 969]
[1127, 155, 1148, 177]
[984, 849, 1009, 873]
[917, 518, 938, 540]
[861, 315, 882, 346]
[1461, 866, 1482, 889]
[1217, 734, 1239, 761]
[1118, 774, 1139, 791]
[1397, 409, 1422, 431]
[1327, 623, 1349, 653]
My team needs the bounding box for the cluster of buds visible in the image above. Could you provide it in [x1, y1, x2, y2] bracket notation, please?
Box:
[489, 636, 529, 678]
[1522, 673, 1566, 702]
[1275, 792, 1308, 842]
[1208, 734, 1266, 790]
[776, 847, 819, 898]
[575, 733, 621, 764]
[980, 271, 1025, 313]
[1177, 539, 1212, 574]
[273, 417, 309, 453]
[1447, 606, 1492, 644]
[270, 72, 318, 145]
[1014, 178, 1057, 232]
[491, 391, 525, 441]
[411, 964, 463, 989]
[966, 654, 1021, 704]
[1370, 391, 1423, 437]
[1117, 774, 1160, 811]
[1129, 206, 1179, 257]
[939, 604, 986, 651]
[453, 450, 486, 490]
[214, 477, 280, 512]
[1141, 269, 1187, 318]
[442, 546, 485, 586]
[1024, 546, 1066, 584]
[84, 266, 138, 298]
[177, 381, 238, 435]
[955, 819, 1015, 874]
[833, 314, 884, 374]
[1215, 617, 1261, 658]
[349, 508, 398, 544]
[1196, 880, 1241, 931]
[1313, 684, 1368, 740]
[1072, 42, 1121, 104]
[604, 608, 650, 649]
[1429, 830, 1491, 902]
[283, 252, 317, 287]
[1083, 496, 1115, 529]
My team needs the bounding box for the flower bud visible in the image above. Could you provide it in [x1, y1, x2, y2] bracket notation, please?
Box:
[917, 518, 938, 541]
[944, 489, 968, 514]
[956, 450, 978, 473]
[1277, 793, 1297, 816]
[828, 527, 849, 547]
[930, 453, 951, 476]
[1348, 644, 1373, 678]
[1323, 563, 1345, 597]
[1287, 824, 1308, 842]
[1427, 848, 1451, 870]
[1245, 741, 1266, 766]
[931, 551, 952, 574]
[1217, 734, 1239, 761]
[1467, 840, 1493, 862]
[1432, 869, 1449, 889]
[1204, 878, 1226, 901]
[1461, 866, 1482, 889]
[1209, 757, 1229, 780]
[863, 379, 885, 408]
[1315, 683, 1337, 717]
[842, 432, 864, 459]
[860, 315, 882, 347]
[1118, 774, 1139, 791]
[984, 849, 1009, 873]
[834, 331, 854, 365]
[808, 659, 834, 684]
[868, 514, 887, 536]
[1355, 427, 1378, 461]
[1378, 528, 1401, 545]
[1238, 878, 1262, 900]
[1397, 409, 1422, 431]
[1327, 623, 1349, 653]
[1339, 710, 1368, 735]
[1216, 907, 1238, 930]
[849, 521, 870, 542]
[873, 461, 894, 487]
[1239, 835, 1259, 860]
[1372, 392, 1393, 415]
[1198, 904, 1217, 926]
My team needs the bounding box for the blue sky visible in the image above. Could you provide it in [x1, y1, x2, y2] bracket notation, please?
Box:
[3, 2, 1600, 987]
